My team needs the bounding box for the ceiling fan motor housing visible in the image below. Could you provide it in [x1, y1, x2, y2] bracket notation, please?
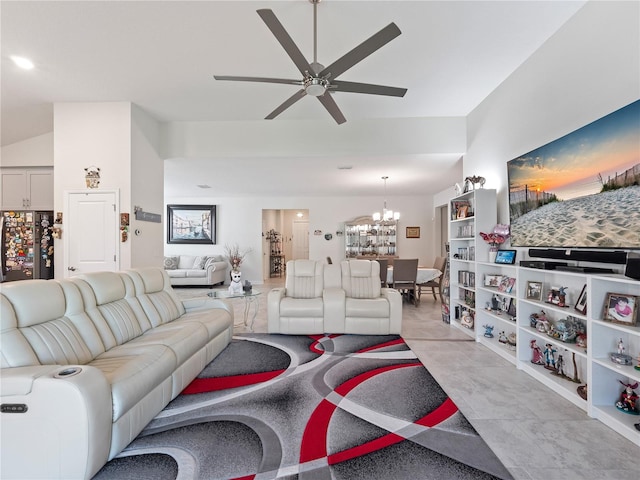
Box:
[304, 76, 329, 96]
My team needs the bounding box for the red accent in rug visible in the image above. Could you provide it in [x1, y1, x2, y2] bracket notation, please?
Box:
[182, 369, 286, 394]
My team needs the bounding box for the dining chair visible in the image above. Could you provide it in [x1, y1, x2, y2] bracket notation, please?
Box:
[418, 256, 446, 302]
[391, 258, 419, 306]
[375, 258, 388, 287]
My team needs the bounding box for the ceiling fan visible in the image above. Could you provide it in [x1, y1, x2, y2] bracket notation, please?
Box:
[214, 0, 407, 125]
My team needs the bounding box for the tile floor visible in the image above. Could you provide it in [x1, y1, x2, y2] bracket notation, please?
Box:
[176, 277, 639, 479]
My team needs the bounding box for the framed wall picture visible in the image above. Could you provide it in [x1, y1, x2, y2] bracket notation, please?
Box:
[406, 226, 420, 238]
[167, 204, 216, 244]
[574, 284, 587, 314]
[526, 281, 543, 301]
[603, 293, 638, 326]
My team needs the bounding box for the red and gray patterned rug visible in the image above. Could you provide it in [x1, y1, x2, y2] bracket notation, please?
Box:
[93, 334, 513, 480]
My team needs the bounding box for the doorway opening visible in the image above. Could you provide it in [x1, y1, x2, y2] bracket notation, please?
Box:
[262, 209, 309, 280]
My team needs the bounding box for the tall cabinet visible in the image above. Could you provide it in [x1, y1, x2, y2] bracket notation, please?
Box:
[448, 188, 497, 337]
[267, 230, 284, 277]
[345, 216, 398, 261]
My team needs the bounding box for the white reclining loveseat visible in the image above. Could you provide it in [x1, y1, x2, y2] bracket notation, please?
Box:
[0, 267, 234, 480]
[268, 259, 402, 334]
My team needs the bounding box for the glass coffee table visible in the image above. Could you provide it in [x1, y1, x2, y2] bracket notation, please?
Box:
[208, 289, 261, 331]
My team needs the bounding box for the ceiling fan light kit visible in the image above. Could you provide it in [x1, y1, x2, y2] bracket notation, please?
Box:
[214, 0, 407, 124]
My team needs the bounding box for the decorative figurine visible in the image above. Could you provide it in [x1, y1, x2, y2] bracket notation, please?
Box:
[243, 280, 253, 293]
[498, 331, 508, 345]
[460, 310, 474, 329]
[557, 286, 568, 307]
[482, 324, 494, 338]
[615, 381, 639, 415]
[610, 338, 633, 365]
[228, 270, 243, 294]
[555, 353, 565, 376]
[506, 332, 517, 350]
[577, 384, 588, 400]
[491, 294, 501, 311]
[543, 343, 557, 370]
[548, 317, 576, 343]
[530, 339, 544, 365]
[552, 349, 582, 383]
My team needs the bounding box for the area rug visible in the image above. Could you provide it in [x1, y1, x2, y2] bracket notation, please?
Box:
[93, 334, 513, 480]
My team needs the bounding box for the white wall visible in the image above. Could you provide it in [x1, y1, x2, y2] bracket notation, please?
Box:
[53, 102, 132, 278]
[161, 117, 466, 159]
[164, 193, 436, 285]
[0, 132, 53, 167]
[465, 0, 640, 225]
[130, 105, 164, 268]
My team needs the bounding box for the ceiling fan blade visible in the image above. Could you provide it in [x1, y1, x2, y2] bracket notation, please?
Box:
[332, 80, 407, 97]
[214, 75, 302, 86]
[319, 23, 401, 79]
[257, 9, 314, 77]
[265, 89, 307, 120]
[317, 93, 346, 125]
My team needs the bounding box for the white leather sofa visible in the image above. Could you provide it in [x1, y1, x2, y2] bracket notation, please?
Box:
[0, 267, 234, 480]
[164, 254, 228, 287]
[268, 259, 402, 334]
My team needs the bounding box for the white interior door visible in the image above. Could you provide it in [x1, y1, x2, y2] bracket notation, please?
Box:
[292, 220, 309, 260]
[65, 191, 118, 276]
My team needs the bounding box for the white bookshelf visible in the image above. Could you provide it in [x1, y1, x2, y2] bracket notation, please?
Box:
[448, 189, 497, 338]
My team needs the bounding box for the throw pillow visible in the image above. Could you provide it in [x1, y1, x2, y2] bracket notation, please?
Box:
[204, 257, 216, 269]
[164, 256, 179, 270]
[192, 256, 206, 269]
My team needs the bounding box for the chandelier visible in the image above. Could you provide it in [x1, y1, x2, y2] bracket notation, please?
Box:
[373, 176, 400, 222]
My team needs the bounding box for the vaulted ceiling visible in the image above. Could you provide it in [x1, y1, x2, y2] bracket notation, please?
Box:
[1, 0, 586, 197]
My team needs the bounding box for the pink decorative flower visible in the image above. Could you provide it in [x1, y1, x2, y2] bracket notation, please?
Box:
[479, 225, 510, 248]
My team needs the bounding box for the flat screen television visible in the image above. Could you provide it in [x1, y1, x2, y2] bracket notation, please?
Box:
[507, 99, 640, 250]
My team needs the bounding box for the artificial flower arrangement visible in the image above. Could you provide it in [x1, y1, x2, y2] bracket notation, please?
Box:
[479, 224, 510, 251]
[224, 243, 252, 271]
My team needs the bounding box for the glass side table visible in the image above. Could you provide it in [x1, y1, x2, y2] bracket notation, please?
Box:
[208, 289, 261, 331]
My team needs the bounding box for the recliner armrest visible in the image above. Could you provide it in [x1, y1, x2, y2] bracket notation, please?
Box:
[1, 364, 112, 480]
[267, 288, 286, 331]
[323, 287, 346, 333]
[380, 288, 403, 334]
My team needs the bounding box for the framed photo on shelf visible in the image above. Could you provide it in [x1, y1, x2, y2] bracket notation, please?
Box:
[526, 281, 543, 301]
[167, 204, 216, 244]
[574, 284, 587, 314]
[484, 274, 503, 287]
[603, 293, 638, 326]
[406, 226, 420, 239]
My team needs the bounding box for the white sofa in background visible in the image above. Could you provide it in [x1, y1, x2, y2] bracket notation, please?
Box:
[268, 259, 402, 335]
[164, 254, 228, 287]
[0, 268, 234, 480]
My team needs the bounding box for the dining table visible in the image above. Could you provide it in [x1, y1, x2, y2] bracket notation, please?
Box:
[386, 266, 442, 285]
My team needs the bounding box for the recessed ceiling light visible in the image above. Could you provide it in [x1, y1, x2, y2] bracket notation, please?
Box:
[196, 184, 211, 189]
[11, 56, 34, 70]
[337, 166, 353, 170]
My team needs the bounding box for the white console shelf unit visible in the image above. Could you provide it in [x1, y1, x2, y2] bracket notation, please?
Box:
[446, 190, 640, 446]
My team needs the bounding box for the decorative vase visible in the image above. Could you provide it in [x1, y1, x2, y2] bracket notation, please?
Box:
[489, 248, 498, 263]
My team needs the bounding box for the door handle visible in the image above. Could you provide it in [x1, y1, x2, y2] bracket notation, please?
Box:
[68, 266, 77, 272]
